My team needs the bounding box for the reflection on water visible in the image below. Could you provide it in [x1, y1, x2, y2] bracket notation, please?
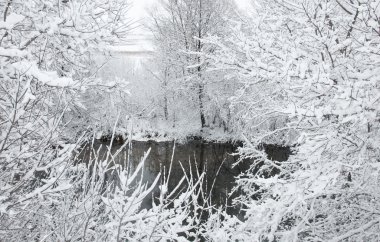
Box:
[76, 139, 291, 215]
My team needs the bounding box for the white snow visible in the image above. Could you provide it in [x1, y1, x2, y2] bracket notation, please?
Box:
[0, 47, 27, 57]
[0, 13, 24, 29]
[12, 61, 79, 88]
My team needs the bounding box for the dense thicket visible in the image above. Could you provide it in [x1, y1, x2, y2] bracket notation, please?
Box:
[0, 1, 205, 241]
[201, 0, 380, 241]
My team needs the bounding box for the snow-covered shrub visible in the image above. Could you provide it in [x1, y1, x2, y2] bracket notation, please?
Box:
[1, 134, 207, 241]
[0, 1, 210, 240]
[0, 0, 141, 240]
[203, 0, 380, 241]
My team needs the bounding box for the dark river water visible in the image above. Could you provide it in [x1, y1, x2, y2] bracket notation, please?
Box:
[75, 139, 291, 215]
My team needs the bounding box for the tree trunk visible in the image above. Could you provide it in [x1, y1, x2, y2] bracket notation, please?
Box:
[198, 83, 206, 128]
[197, 0, 206, 129]
[164, 96, 168, 121]
[163, 68, 169, 121]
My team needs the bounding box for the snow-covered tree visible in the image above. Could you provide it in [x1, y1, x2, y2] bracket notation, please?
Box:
[149, 0, 236, 131]
[202, 0, 380, 241]
[0, 0, 138, 239]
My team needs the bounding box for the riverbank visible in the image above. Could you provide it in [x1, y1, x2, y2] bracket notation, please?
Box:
[94, 125, 242, 144]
